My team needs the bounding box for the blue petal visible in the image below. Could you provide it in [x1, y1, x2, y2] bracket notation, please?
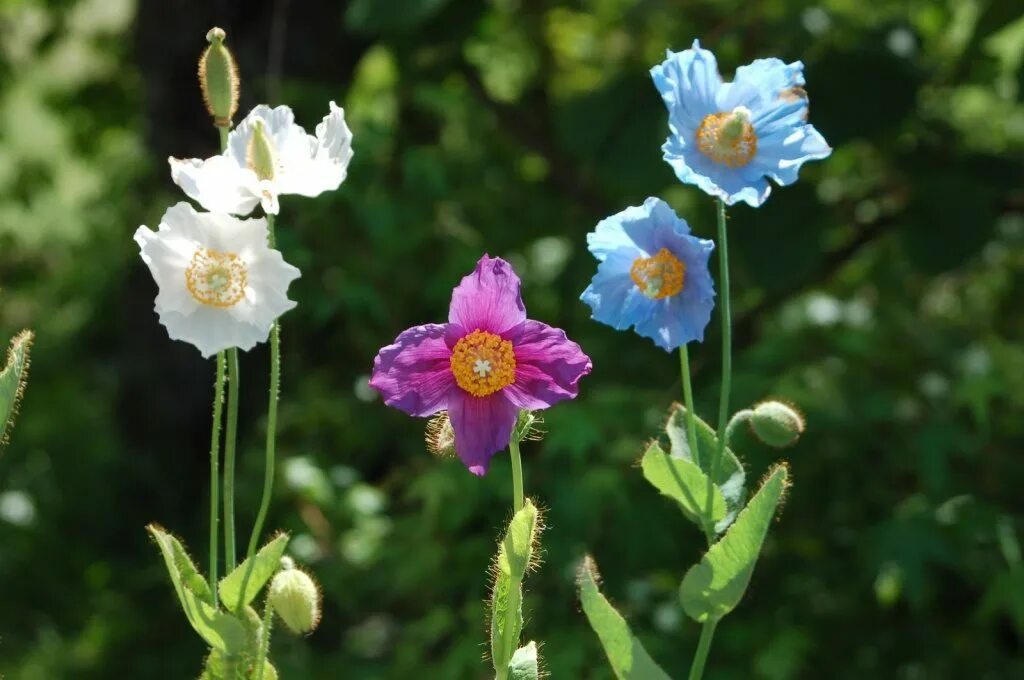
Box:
[651, 39, 723, 134]
[749, 124, 831, 187]
[587, 206, 654, 261]
[580, 248, 657, 331]
[662, 135, 772, 207]
[633, 234, 716, 350]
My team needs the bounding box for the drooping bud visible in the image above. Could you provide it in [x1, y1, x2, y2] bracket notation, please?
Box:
[198, 27, 240, 128]
[246, 119, 277, 181]
[425, 411, 456, 458]
[268, 558, 321, 634]
[748, 400, 805, 448]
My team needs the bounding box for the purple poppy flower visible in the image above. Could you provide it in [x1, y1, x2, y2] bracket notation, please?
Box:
[370, 255, 592, 476]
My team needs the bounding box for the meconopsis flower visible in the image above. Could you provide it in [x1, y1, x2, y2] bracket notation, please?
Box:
[369, 256, 592, 476]
[169, 102, 354, 216]
[134, 202, 301, 357]
[581, 197, 715, 351]
[651, 40, 831, 207]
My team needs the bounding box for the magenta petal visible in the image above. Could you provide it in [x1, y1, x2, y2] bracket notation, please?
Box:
[369, 323, 454, 417]
[503, 320, 593, 410]
[448, 255, 527, 334]
[447, 390, 519, 476]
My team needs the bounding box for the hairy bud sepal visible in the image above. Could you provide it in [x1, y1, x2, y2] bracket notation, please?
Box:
[749, 400, 805, 448]
[199, 27, 240, 127]
[269, 558, 322, 635]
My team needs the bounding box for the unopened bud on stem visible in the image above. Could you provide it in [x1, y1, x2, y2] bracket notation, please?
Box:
[198, 27, 239, 128]
[749, 400, 805, 448]
[269, 558, 321, 635]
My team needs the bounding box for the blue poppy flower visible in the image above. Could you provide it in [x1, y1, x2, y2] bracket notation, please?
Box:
[651, 40, 831, 207]
[580, 198, 715, 351]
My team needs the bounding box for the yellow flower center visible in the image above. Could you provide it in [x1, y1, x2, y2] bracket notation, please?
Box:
[695, 107, 757, 168]
[450, 330, 516, 397]
[631, 248, 686, 299]
[185, 247, 248, 308]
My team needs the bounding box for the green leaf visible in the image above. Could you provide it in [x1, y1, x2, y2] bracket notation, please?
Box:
[219, 533, 289, 613]
[508, 641, 540, 680]
[577, 556, 671, 680]
[679, 465, 789, 623]
[666, 403, 746, 531]
[147, 525, 247, 654]
[490, 500, 540, 675]
[0, 330, 33, 447]
[641, 442, 725, 525]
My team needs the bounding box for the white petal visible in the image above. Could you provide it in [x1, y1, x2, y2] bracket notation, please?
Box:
[134, 203, 301, 357]
[275, 102, 354, 198]
[169, 156, 262, 216]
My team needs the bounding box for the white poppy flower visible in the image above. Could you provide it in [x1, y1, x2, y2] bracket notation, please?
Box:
[135, 202, 301, 358]
[169, 102, 354, 216]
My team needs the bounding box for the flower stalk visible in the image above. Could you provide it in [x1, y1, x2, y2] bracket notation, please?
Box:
[208, 351, 226, 605]
[509, 435, 525, 513]
[245, 213, 281, 570]
[224, 347, 241, 571]
[679, 345, 713, 543]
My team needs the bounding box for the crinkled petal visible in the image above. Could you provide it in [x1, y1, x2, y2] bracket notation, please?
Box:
[227, 105, 301, 167]
[661, 135, 772, 207]
[169, 155, 262, 216]
[581, 248, 659, 332]
[369, 324, 454, 417]
[135, 203, 300, 357]
[448, 255, 527, 334]
[158, 307, 270, 359]
[747, 124, 831, 186]
[447, 390, 519, 476]
[502, 320, 591, 409]
[651, 39, 723, 135]
[276, 101, 354, 198]
[632, 238, 715, 351]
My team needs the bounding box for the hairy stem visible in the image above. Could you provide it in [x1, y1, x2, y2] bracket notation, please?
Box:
[679, 345, 712, 543]
[223, 347, 240, 571]
[208, 352, 226, 605]
[509, 436, 524, 513]
[243, 213, 281, 578]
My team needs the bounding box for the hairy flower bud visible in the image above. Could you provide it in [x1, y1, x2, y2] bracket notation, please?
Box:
[269, 558, 321, 634]
[749, 400, 805, 448]
[425, 411, 456, 458]
[198, 27, 239, 127]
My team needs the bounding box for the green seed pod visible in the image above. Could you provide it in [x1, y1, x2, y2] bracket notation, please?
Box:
[246, 120, 277, 181]
[749, 400, 805, 448]
[198, 27, 239, 127]
[269, 559, 321, 635]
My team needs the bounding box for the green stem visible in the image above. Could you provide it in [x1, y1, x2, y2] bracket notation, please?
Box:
[208, 352, 226, 605]
[679, 345, 712, 543]
[243, 213, 281, 572]
[687, 619, 718, 680]
[254, 600, 274, 680]
[224, 347, 241, 571]
[703, 199, 732, 536]
[509, 435, 524, 512]
[218, 125, 228, 153]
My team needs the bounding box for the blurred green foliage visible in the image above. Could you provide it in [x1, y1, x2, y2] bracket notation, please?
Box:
[1, 0, 1023, 677]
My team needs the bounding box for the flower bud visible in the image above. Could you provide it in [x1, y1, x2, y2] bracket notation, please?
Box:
[269, 559, 321, 634]
[749, 400, 805, 448]
[425, 411, 456, 458]
[198, 27, 239, 127]
[513, 410, 544, 443]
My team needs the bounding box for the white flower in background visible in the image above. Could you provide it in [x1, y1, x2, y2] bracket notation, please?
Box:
[134, 202, 301, 357]
[169, 102, 354, 216]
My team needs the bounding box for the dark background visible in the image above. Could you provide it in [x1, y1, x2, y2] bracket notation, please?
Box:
[1, 0, 1023, 677]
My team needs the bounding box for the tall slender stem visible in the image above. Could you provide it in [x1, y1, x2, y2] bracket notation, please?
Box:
[208, 352, 226, 604]
[244, 213, 281, 567]
[679, 345, 712, 543]
[704, 199, 732, 531]
[218, 125, 228, 153]
[223, 347, 241, 571]
[509, 436, 525, 512]
[687, 619, 718, 680]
